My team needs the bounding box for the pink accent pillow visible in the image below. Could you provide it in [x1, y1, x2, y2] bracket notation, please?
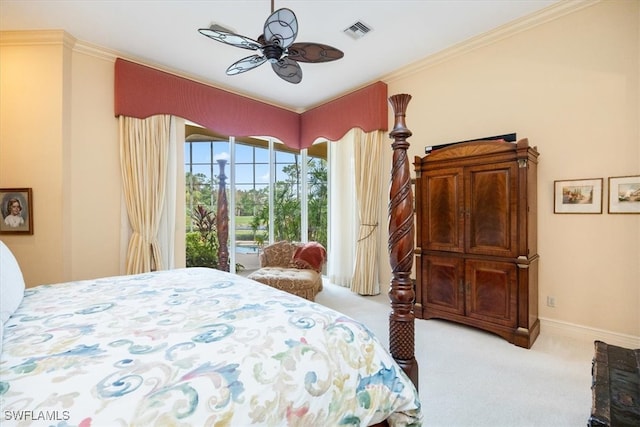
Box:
[291, 242, 326, 272]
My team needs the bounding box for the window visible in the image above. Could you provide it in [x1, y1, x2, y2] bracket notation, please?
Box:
[184, 127, 327, 274]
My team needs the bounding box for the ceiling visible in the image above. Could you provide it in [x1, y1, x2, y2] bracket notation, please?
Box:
[0, 0, 560, 112]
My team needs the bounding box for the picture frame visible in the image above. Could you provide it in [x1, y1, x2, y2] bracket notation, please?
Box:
[608, 175, 640, 214]
[0, 188, 33, 235]
[554, 178, 602, 214]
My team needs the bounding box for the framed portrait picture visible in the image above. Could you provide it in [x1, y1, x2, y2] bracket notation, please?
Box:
[0, 188, 33, 235]
[608, 175, 640, 214]
[554, 178, 603, 214]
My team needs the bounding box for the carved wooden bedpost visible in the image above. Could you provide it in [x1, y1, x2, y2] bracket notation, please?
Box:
[387, 94, 418, 388]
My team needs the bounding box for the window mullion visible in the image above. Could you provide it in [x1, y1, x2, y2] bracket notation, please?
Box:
[228, 137, 236, 273]
[188, 142, 193, 232]
[268, 138, 275, 245]
[210, 141, 215, 208]
[301, 149, 308, 243]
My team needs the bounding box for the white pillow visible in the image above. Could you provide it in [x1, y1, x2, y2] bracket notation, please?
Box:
[0, 240, 25, 324]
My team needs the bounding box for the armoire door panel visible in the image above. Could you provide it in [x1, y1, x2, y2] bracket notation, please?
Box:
[466, 260, 517, 327]
[466, 163, 518, 257]
[422, 167, 464, 253]
[424, 256, 464, 315]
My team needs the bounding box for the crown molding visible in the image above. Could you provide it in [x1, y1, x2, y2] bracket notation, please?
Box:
[383, 0, 601, 83]
[73, 39, 119, 63]
[0, 29, 118, 63]
[0, 29, 76, 49]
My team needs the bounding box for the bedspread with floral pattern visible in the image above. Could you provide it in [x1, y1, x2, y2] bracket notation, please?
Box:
[0, 268, 421, 426]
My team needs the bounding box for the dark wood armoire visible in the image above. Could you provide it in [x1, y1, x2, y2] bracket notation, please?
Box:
[414, 138, 539, 348]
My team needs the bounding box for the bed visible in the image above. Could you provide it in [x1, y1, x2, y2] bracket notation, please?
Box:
[0, 94, 419, 427]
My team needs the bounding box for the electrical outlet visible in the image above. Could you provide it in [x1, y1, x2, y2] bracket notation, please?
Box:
[546, 296, 556, 308]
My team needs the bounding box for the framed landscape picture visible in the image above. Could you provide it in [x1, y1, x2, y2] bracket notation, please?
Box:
[608, 175, 640, 214]
[0, 188, 33, 235]
[554, 178, 603, 214]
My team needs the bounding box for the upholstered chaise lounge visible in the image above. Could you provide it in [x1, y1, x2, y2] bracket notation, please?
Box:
[247, 241, 326, 301]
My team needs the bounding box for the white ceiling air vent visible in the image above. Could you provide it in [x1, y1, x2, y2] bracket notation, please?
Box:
[344, 21, 372, 40]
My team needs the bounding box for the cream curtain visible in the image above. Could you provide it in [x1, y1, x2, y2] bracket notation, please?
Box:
[327, 129, 357, 287]
[328, 128, 384, 293]
[119, 115, 171, 274]
[156, 117, 178, 270]
[352, 128, 384, 295]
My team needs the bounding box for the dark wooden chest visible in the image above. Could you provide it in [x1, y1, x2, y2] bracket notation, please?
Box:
[589, 340, 640, 427]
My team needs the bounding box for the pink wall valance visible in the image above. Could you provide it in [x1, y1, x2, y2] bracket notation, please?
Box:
[300, 81, 388, 145]
[114, 58, 387, 149]
[114, 59, 299, 146]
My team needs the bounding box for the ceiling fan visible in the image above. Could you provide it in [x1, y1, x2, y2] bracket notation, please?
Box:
[198, 1, 344, 84]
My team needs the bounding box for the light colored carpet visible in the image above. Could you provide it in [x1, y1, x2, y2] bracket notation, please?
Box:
[315, 280, 594, 427]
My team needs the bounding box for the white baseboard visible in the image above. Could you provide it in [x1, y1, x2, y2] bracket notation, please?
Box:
[540, 317, 640, 348]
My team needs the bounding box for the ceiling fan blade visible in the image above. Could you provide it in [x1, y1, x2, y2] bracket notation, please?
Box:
[199, 27, 262, 50]
[287, 42, 344, 63]
[263, 8, 298, 48]
[271, 57, 302, 84]
[226, 55, 267, 75]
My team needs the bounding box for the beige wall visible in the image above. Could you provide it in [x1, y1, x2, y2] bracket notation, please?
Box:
[68, 46, 121, 280]
[1, 0, 638, 341]
[1, 31, 69, 285]
[0, 31, 121, 285]
[380, 0, 639, 339]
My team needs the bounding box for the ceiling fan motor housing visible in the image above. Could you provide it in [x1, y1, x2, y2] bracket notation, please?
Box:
[262, 43, 284, 63]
